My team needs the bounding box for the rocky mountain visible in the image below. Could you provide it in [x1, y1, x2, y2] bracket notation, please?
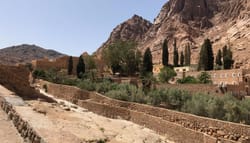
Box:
[140, 0, 250, 68]
[0, 44, 65, 65]
[95, 0, 250, 69]
[95, 14, 152, 58]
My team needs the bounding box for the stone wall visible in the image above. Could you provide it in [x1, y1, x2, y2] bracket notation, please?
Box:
[40, 81, 250, 143]
[185, 69, 244, 85]
[0, 97, 45, 143]
[0, 65, 54, 102]
[32, 56, 78, 74]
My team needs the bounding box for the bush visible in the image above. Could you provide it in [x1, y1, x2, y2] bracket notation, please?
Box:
[158, 67, 177, 83]
[198, 72, 212, 84]
[105, 89, 130, 101]
[177, 76, 199, 84]
[33, 69, 46, 79]
[77, 80, 96, 91]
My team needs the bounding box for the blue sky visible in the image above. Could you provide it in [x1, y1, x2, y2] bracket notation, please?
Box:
[0, 0, 167, 56]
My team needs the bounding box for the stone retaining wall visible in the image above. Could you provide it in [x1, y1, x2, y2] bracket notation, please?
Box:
[0, 97, 45, 143]
[40, 80, 250, 143]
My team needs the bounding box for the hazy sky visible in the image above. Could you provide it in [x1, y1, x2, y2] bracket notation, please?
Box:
[0, 0, 166, 56]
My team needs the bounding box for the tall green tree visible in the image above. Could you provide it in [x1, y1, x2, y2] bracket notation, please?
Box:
[215, 49, 222, 66]
[223, 46, 234, 69]
[142, 48, 153, 75]
[173, 39, 179, 67]
[67, 56, 73, 75]
[76, 55, 85, 78]
[184, 44, 191, 66]
[162, 39, 169, 66]
[198, 39, 214, 71]
[180, 51, 184, 66]
[103, 41, 141, 76]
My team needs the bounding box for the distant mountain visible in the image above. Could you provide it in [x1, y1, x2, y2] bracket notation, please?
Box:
[0, 44, 65, 65]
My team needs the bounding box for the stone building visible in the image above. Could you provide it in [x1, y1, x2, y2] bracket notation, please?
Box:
[179, 69, 246, 85]
[32, 56, 79, 74]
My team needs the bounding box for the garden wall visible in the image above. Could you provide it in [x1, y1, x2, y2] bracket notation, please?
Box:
[0, 97, 46, 143]
[0, 65, 55, 102]
[40, 80, 250, 143]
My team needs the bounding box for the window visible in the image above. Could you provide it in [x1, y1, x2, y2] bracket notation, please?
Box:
[238, 73, 241, 77]
[232, 73, 236, 78]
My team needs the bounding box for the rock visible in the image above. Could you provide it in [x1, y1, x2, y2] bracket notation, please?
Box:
[63, 107, 70, 111]
[217, 130, 226, 136]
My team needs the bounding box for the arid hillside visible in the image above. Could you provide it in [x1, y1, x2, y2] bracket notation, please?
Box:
[0, 44, 64, 65]
[95, 0, 250, 68]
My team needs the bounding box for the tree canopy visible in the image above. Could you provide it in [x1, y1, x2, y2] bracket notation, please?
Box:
[103, 41, 141, 76]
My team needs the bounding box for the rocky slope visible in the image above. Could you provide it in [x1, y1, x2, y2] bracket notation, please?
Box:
[0, 44, 64, 65]
[95, 0, 250, 69]
[140, 0, 250, 68]
[94, 14, 152, 58]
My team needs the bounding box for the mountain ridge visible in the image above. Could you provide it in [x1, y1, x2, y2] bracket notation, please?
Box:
[0, 44, 65, 65]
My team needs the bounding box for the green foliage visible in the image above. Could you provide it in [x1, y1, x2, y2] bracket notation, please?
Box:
[68, 56, 73, 75]
[198, 39, 214, 71]
[184, 44, 191, 66]
[142, 48, 153, 75]
[162, 39, 169, 66]
[33, 69, 46, 79]
[198, 72, 212, 84]
[103, 41, 140, 76]
[76, 55, 85, 78]
[158, 67, 177, 83]
[180, 51, 184, 66]
[177, 76, 199, 84]
[173, 39, 179, 67]
[215, 49, 222, 66]
[223, 46, 234, 69]
[85, 55, 96, 71]
[77, 79, 96, 91]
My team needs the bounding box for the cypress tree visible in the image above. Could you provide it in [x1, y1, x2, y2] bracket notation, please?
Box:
[180, 51, 184, 67]
[76, 55, 85, 78]
[198, 39, 214, 71]
[173, 39, 179, 67]
[215, 49, 222, 66]
[223, 46, 234, 69]
[162, 39, 169, 66]
[184, 44, 191, 66]
[142, 48, 153, 74]
[67, 56, 73, 75]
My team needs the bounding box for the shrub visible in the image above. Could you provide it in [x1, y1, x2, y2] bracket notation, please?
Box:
[77, 80, 96, 91]
[177, 76, 199, 84]
[105, 89, 130, 101]
[33, 69, 46, 79]
[158, 67, 177, 83]
[198, 72, 212, 84]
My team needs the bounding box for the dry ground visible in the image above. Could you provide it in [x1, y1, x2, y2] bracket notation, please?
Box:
[0, 85, 173, 143]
